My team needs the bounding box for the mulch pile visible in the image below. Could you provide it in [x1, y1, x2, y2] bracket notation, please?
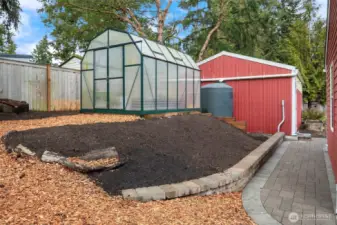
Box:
[0, 113, 256, 224]
[4, 115, 262, 195]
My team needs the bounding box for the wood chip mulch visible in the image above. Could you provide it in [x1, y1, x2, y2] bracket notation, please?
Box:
[0, 113, 256, 225]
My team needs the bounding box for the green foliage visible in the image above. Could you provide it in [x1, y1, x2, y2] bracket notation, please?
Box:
[0, 0, 20, 31]
[0, 0, 20, 51]
[32, 35, 53, 64]
[0, 24, 16, 54]
[180, 0, 326, 105]
[38, 0, 177, 60]
[38, 0, 326, 106]
[302, 109, 326, 121]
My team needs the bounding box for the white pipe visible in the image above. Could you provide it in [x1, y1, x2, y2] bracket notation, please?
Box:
[278, 100, 285, 132]
[200, 73, 297, 82]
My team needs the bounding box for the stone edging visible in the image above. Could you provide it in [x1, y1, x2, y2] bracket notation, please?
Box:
[122, 132, 285, 202]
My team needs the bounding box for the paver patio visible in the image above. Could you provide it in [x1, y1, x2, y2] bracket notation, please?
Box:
[243, 138, 336, 225]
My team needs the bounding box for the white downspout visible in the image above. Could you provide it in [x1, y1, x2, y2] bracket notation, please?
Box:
[278, 100, 285, 132]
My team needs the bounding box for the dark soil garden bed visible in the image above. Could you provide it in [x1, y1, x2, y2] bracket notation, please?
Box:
[0, 111, 80, 121]
[3, 115, 263, 195]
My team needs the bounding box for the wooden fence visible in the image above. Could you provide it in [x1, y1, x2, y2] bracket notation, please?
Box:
[0, 59, 80, 111]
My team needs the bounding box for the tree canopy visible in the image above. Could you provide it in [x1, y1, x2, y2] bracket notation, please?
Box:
[0, 0, 20, 53]
[32, 35, 53, 64]
[38, 0, 326, 105]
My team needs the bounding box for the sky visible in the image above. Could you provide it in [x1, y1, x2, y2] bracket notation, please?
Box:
[14, 0, 328, 56]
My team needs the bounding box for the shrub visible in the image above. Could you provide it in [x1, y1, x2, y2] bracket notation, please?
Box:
[302, 109, 326, 121]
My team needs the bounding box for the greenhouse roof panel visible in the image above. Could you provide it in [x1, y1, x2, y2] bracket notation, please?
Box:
[177, 51, 193, 67]
[87, 29, 199, 69]
[130, 35, 154, 57]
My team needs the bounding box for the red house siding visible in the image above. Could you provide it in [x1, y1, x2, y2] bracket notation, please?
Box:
[326, 0, 337, 181]
[202, 78, 293, 135]
[200, 55, 292, 78]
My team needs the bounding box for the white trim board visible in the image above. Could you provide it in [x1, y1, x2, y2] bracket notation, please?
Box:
[201, 73, 297, 81]
[197, 51, 297, 72]
[292, 77, 297, 135]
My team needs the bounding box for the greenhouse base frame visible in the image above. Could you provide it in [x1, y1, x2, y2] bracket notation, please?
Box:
[80, 28, 201, 116]
[80, 108, 201, 116]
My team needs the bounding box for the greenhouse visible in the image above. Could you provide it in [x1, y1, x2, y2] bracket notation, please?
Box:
[80, 29, 201, 115]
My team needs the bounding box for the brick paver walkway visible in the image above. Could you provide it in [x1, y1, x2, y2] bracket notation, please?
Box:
[261, 139, 335, 225]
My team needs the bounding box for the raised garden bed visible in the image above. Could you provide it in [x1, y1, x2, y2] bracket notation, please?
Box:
[4, 115, 263, 195]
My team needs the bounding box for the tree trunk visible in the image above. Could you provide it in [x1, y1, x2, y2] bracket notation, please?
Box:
[197, 19, 222, 62]
[155, 0, 172, 44]
[197, 0, 227, 62]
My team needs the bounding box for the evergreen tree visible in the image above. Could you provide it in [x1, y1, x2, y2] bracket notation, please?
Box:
[0, 25, 16, 54]
[32, 35, 53, 64]
[0, 0, 20, 51]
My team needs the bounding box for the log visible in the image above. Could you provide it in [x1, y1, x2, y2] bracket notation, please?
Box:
[0, 99, 29, 114]
[79, 147, 118, 161]
[40, 147, 123, 173]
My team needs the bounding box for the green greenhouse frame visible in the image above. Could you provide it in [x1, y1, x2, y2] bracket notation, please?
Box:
[80, 29, 201, 115]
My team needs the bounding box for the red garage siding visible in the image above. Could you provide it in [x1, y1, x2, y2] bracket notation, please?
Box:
[199, 51, 301, 136]
[201, 55, 292, 78]
[326, 0, 337, 181]
[202, 78, 292, 135]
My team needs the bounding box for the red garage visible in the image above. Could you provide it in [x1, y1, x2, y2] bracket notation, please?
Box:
[198, 51, 303, 135]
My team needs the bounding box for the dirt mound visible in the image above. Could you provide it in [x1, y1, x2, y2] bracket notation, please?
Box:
[4, 115, 263, 195]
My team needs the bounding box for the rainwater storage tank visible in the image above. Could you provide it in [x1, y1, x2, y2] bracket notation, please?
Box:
[201, 82, 233, 117]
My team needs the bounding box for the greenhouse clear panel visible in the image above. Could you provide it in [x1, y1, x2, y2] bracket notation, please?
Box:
[185, 54, 199, 69]
[95, 80, 107, 108]
[109, 79, 123, 109]
[168, 48, 185, 66]
[168, 63, 178, 109]
[130, 35, 154, 57]
[186, 68, 194, 108]
[82, 51, 93, 70]
[109, 47, 123, 78]
[157, 61, 168, 110]
[158, 45, 176, 63]
[109, 30, 131, 45]
[177, 51, 193, 68]
[125, 44, 140, 65]
[81, 71, 93, 109]
[143, 57, 156, 110]
[194, 70, 201, 108]
[88, 31, 108, 50]
[125, 66, 141, 110]
[178, 66, 186, 109]
[95, 50, 107, 79]
[154, 53, 166, 61]
[145, 39, 163, 53]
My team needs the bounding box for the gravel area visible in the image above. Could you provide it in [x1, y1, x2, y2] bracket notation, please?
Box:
[0, 113, 256, 224]
[4, 115, 262, 194]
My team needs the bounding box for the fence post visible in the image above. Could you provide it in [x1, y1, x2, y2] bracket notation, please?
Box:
[46, 64, 51, 111]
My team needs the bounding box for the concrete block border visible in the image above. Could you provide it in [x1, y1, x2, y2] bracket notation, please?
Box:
[122, 132, 285, 202]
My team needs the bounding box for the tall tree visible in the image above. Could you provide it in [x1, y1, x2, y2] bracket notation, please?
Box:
[0, 0, 20, 50]
[39, 0, 177, 60]
[0, 24, 16, 54]
[180, 0, 234, 61]
[0, 0, 20, 31]
[32, 35, 53, 64]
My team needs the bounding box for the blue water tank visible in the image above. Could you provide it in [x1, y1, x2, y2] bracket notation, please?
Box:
[201, 82, 233, 117]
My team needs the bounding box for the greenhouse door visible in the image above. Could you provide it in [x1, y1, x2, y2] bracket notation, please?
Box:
[108, 46, 124, 109]
[93, 46, 124, 110]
